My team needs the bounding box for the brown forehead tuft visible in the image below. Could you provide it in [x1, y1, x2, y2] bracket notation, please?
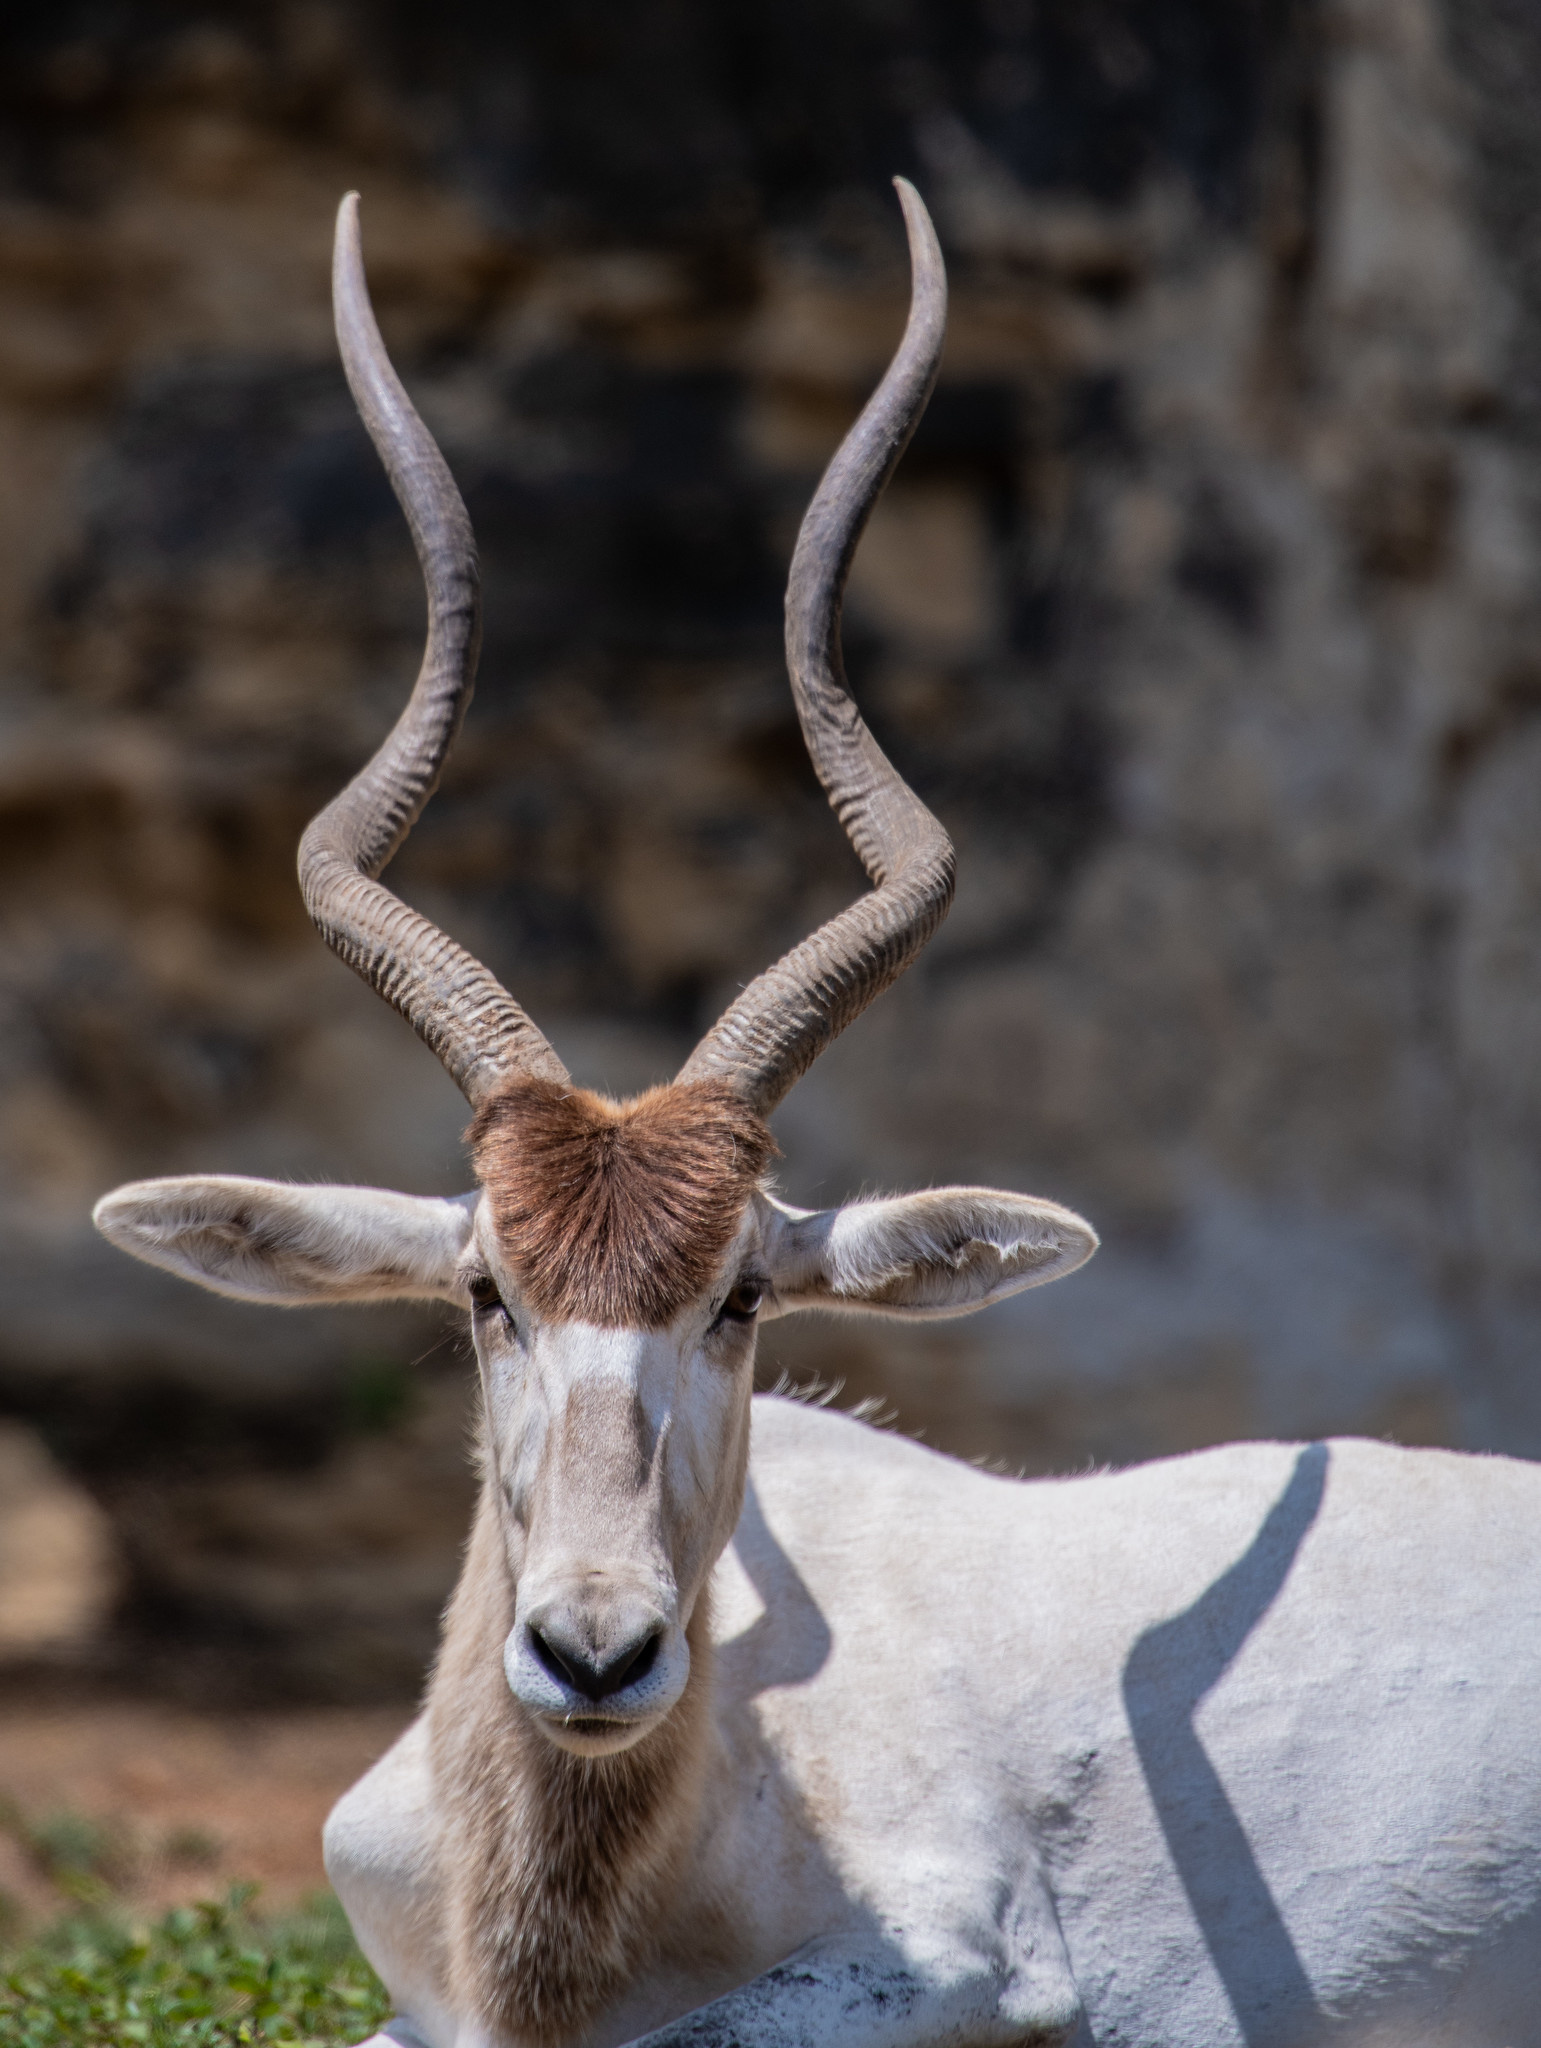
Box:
[467, 1079, 778, 1328]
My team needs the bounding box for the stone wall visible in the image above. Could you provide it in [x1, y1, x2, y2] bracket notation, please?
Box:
[2, 0, 1540, 1693]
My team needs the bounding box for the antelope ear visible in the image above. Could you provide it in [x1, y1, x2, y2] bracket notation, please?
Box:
[764, 1186, 1097, 1320]
[93, 1175, 478, 1306]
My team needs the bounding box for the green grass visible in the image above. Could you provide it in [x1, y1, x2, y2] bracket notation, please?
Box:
[0, 1886, 392, 2047]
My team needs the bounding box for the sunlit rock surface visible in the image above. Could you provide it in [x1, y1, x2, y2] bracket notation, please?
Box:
[1, 0, 1539, 1692]
[0, 1422, 117, 1656]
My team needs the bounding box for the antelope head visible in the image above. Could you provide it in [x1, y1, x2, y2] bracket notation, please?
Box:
[94, 182, 1096, 1756]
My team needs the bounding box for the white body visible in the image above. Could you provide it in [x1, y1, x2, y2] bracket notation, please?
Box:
[330, 1400, 1541, 2048]
[91, 177, 1540, 2048]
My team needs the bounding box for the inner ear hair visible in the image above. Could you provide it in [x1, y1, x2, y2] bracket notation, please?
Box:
[768, 1187, 1098, 1319]
[93, 1176, 477, 1306]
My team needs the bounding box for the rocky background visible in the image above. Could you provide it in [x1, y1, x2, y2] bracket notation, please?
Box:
[1, 0, 1540, 1698]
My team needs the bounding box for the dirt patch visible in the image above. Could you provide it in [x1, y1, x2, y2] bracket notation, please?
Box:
[0, 1701, 413, 1931]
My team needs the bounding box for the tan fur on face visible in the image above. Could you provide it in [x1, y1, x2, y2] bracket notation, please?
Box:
[431, 1486, 717, 2048]
[469, 1080, 777, 1328]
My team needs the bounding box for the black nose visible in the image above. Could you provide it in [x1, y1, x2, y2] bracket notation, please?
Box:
[528, 1620, 662, 1701]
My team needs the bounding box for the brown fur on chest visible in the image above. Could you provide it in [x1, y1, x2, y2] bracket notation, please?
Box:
[468, 1644, 712, 2047]
[430, 1496, 717, 2047]
[469, 1078, 777, 1327]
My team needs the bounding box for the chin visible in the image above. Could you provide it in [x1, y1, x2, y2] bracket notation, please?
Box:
[533, 1709, 665, 1757]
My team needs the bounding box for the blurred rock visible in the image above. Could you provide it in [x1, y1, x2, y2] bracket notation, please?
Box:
[0, 1422, 118, 1657]
[1, 0, 1541, 1693]
[99, 1370, 477, 1701]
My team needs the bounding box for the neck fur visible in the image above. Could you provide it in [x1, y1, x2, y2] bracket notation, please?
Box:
[429, 1482, 715, 2048]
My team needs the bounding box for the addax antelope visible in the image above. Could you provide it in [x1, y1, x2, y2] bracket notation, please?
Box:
[96, 182, 1541, 2048]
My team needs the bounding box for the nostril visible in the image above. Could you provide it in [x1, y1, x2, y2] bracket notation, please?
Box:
[528, 1624, 584, 1694]
[527, 1622, 662, 1702]
[606, 1628, 660, 1696]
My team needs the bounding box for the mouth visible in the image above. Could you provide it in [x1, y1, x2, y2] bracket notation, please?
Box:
[535, 1705, 661, 1756]
[556, 1713, 629, 1736]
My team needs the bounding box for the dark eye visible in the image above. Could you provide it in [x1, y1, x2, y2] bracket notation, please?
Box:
[469, 1275, 507, 1320]
[716, 1280, 764, 1325]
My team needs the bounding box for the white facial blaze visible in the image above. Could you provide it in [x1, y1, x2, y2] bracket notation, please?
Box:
[471, 1211, 763, 1753]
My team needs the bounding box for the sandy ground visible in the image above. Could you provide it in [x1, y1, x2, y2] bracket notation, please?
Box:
[0, 1701, 415, 1928]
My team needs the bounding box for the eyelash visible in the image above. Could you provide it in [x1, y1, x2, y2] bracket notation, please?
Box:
[469, 1278, 513, 1327]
